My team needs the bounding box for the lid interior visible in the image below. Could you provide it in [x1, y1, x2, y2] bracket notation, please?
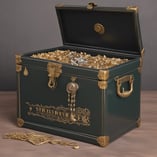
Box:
[56, 6, 143, 55]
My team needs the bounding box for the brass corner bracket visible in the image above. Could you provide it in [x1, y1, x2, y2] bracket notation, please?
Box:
[98, 81, 108, 90]
[136, 118, 141, 127]
[98, 70, 109, 80]
[97, 136, 110, 147]
[16, 55, 22, 72]
[97, 70, 109, 89]
[16, 55, 22, 64]
[127, 6, 138, 12]
[17, 118, 24, 127]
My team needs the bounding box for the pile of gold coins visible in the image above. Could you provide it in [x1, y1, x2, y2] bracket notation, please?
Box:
[31, 50, 129, 69]
[4, 132, 79, 149]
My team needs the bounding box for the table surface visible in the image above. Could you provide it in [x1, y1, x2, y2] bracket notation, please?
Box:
[0, 91, 157, 157]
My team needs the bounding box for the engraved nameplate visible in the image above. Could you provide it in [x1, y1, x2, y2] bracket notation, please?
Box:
[26, 102, 90, 126]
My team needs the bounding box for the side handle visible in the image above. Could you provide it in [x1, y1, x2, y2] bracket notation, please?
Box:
[115, 75, 134, 98]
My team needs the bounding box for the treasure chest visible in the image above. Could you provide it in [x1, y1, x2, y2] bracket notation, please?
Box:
[15, 3, 144, 147]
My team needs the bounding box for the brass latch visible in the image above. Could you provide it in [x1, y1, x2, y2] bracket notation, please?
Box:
[47, 62, 62, 88]
[115, 75, 134, 98]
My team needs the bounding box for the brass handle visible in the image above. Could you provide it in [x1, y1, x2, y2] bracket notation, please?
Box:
[115, 75, 134, 98]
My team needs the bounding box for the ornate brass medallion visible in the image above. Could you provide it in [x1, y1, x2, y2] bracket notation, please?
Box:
[94, 23, 105, 34]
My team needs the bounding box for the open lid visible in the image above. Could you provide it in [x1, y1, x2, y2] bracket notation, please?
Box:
[56, 3, 143, 55]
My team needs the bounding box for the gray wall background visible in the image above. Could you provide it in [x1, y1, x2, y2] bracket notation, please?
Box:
[0, 0, 156, 90]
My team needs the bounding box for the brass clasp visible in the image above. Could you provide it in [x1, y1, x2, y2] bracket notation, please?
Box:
[47, 62, 62, 88]
[115, 75, 134, 98]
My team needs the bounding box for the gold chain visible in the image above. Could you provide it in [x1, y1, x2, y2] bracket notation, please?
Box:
[31, 50, 128, 69]
[3, 132, 79, 149]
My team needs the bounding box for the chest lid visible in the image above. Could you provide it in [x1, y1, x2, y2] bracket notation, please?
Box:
[56, 3, 143, 55]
